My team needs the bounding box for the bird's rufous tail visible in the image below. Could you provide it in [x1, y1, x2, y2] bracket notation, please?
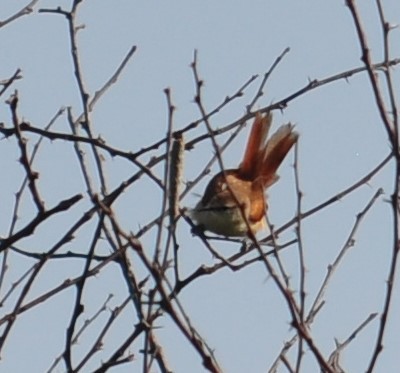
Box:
[239, 112, 298, 187]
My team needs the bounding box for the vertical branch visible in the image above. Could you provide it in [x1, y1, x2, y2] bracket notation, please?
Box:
[375, 0, 399, 149]
[346, 0, 394, 142]
[154, 88, 175, 265]
[67, 108, 96, 195]
[293, 141, 306, 372]
[191, 50, 228, 174]
[346, 2, 399, 371]
[168, 132, 185, 284]
[169, 133, 184, 230]
[63, 214, 104, 371]
[66, 2, 108, 195]
[7, 92, 45, 213]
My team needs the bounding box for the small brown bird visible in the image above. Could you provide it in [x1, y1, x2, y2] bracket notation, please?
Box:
[191, 112, 298, 237]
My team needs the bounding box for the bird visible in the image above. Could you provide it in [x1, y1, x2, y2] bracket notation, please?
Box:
[191, 112, 298, 237]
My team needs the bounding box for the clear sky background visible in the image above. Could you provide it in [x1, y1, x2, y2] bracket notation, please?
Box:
[1, 0, 400, 372]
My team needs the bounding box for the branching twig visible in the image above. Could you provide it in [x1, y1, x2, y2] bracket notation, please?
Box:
[0, 0, 39, 28]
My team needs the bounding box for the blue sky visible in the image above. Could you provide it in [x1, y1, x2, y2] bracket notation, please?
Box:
[1, 1, 399, 372]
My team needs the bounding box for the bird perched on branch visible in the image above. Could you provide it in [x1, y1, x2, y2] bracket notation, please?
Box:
[191, 112, 298, 237]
